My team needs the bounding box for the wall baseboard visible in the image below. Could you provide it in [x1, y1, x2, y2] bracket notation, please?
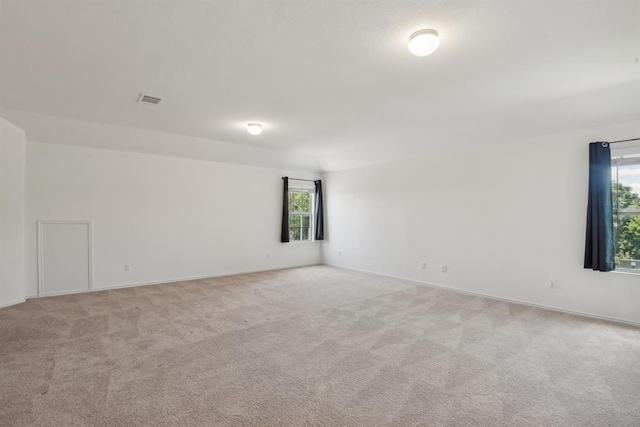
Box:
[26, 263, 320, 299]
[325, 263, 640, 327]
[34, 288, 92, 298]
[17, 261, 639, 327]
[0, 298, 26, 309]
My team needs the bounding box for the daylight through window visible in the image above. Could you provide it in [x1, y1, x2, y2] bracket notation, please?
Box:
[611, 151, 640, 270]
[288, 189, 314, 241]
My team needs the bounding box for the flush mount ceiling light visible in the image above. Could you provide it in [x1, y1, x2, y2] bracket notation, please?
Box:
[408, 29, 440, 57]
[247, 123, 263, 135]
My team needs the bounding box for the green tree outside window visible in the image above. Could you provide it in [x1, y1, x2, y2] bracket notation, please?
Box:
[288, 191, 312, 241]
[612, 182, 640, 265]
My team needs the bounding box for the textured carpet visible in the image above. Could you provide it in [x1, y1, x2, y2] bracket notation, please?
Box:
[1, 266, 639, 426]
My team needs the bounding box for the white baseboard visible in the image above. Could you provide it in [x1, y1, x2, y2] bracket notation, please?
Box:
[325, 263, 640, 327]
[101, 263, 320, 292]
[0, 298, 26, 309]
[27, 263, 320, 299]
[18, 261, 639, 327]
[36, 289, 93, 298]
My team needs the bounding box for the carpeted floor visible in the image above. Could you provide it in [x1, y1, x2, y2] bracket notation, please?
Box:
[1, 266, 639, 426]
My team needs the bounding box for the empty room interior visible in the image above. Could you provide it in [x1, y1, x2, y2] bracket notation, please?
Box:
[1, 1, 640, 426]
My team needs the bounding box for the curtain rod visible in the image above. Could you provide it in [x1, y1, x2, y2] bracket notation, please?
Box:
[602, 137, 640, 147]
[282, 177, 317, 182]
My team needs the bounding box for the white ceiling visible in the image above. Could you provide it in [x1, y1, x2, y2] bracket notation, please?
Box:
[1, 0, 639, 171]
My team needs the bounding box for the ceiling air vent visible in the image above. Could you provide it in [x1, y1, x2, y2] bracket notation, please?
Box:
[137, 94, 163, 105]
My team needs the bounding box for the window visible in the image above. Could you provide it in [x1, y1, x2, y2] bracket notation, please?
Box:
[611, 150, 640, 271]
[288, 189, 314, 241]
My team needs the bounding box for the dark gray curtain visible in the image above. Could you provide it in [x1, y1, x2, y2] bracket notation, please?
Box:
[314, 180, 324, 240]
[281, 177, 290, 243]
[584, 142, 615, 271]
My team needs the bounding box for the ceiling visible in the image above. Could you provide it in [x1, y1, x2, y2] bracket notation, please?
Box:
[1, 0, 639, 171]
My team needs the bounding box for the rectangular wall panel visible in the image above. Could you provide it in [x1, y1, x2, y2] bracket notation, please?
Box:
[38, 221, 92, 296]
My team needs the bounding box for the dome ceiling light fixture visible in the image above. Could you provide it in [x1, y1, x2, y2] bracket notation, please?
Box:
[408, 29, 440, 57]
[247, 123, 263, 135]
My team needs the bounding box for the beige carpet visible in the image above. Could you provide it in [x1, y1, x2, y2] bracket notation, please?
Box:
[1, 266, 639, 426]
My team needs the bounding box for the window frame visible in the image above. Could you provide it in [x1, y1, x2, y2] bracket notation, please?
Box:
[611, 153, 640, 274]
[287, 187, 315, 243]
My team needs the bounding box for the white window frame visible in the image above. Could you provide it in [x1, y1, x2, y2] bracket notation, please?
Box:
[611, 150, 640, 274]
[288, 186, 315, 243]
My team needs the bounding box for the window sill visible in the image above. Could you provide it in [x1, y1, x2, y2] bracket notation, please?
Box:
[611, 269, 640, 276]
[284, 240, 318, 244]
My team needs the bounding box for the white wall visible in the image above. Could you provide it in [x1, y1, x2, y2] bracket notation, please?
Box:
[322, 120, 640, 324]
[25, 142, 321, 296]
[0, 117, 26, 307]
[1, 109, 321, 172]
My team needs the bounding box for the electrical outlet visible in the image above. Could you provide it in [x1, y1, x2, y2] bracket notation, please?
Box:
[266, 252, 270, 259]
[124, 264, 131, 272]
[338, 250, 342, 256]
[421, 261, 427, 269]
[440, 265, 448, 273]
[549, 280, 558, 289]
